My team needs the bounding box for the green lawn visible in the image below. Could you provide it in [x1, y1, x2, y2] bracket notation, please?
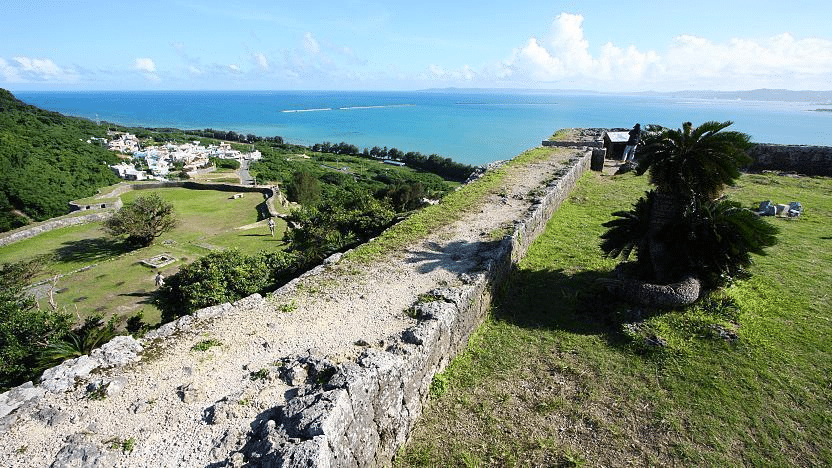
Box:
[397, 171, 832, 467]
[0, 186, 288, 325]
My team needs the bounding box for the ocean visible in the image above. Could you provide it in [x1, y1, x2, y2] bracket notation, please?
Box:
[14, 90, 832, 166]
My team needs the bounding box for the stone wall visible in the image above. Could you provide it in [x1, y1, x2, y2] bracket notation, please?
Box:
[68, 198, 123, 213]
[0, 151, 592, 466]
[748, 144, 832, 176]
[0, 212, 114, 248]
[231, 151, 593, 467]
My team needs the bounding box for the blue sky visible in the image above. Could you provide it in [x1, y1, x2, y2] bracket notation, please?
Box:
[2, 0, 831, 91]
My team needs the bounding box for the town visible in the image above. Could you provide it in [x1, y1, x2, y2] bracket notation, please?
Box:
[105, 131, 262, 181]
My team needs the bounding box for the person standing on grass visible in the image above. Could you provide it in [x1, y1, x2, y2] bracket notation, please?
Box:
[623, 123, 641, 161]
[267, 217, 275, 237]
[155, 271, 165, 287]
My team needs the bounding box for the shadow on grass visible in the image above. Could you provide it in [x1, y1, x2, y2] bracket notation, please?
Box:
[494, 267, 634, 347]
[54, 237, 135, 263]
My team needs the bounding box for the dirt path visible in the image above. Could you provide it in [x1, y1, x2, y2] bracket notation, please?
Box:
[0, 147, 581, 467]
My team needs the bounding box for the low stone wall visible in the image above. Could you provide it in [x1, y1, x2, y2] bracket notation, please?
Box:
[68, 198, 123, 213]
[748, 144, 832, 176]
[0, 212, 114, 248]
[542, 140, 603, 148]
[231, 151, 593, 466]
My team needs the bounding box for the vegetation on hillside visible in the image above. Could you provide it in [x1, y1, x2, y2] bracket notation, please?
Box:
[0, 89, 121, 231]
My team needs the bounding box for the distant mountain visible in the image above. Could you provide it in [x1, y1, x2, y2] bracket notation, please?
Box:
[0, 89, 121, 232]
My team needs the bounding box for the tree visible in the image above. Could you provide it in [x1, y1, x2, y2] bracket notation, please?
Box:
[156, 249, 299, 318]
[104, 193, 177, 247]
[601, 121, 778, 289]
[286, 170, 322, 206]
[1, 257, 72, 390]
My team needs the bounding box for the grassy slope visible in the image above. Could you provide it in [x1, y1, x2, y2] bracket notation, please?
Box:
[0, 187, 284, 325]
[397, 170, 832, 467]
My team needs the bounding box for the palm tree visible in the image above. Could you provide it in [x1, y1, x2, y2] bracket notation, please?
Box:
[601, 121, 777, 291]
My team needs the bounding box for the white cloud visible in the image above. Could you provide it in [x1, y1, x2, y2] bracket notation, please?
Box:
[498, 13, 832, 90]
[303, 32, 320, 55]
[14, 57, 62, 76]
[0, 57, 23, 82]
[134, 58, 156, 73]
[253, 52, 269, 71]
[228, 64, 241, 72]
[0, 56, 79, 83]
[133, 58, 160, 82]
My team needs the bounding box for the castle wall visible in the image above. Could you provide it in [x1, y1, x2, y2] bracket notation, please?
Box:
[748, 144, 832, 176]
[236, 151, 593, 466]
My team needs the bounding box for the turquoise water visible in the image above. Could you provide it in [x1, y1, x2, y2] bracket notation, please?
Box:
[15, 90, 831, 165]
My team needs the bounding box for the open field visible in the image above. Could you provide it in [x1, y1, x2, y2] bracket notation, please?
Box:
[0, 186, 287, 325]
[397, 170, 832, 467]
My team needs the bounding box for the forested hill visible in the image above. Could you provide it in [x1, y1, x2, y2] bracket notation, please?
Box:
[0, 88, 121, 232]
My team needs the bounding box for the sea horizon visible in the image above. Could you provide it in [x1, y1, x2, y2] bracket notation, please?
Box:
[14, 89, 832, 166]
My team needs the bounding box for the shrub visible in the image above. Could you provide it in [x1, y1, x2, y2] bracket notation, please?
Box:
[156, 249, 300, 319]
[38, 315, 120, 368]
[0, 258, 73, 390]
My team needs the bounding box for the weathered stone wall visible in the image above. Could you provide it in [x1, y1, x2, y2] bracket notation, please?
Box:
[68, 198, 123, 213]
[542, 140, 603, 148]
[0, 151, 591, 466]
[232, 151, 593, 467]
[748, 144, 832, 176]
[0, 212, 114, 248]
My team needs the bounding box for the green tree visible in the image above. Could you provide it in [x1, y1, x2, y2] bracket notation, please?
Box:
[156, 249, 299, 318]
[601, 121, 778, 288]
[286, 170, 322, 206]
[0, 257, 72, 390]
[285, 192, 396, 260]
[103, 193, 178, 247]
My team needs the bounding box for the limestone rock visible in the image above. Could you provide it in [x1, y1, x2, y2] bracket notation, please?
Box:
[40, 355, 100, 393]
[50, 434, 115, 468]
[90, 335, 143, 368]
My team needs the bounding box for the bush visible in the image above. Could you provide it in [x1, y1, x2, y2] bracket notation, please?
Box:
[156, 249, 300, 319]
[211, 157, 241, 170]
[0, 258, 73, 390]
[38, 315, 120, 368]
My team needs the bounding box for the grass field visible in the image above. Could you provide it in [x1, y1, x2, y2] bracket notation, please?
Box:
[397, 170, 832, 467]
[0, 186, 287, 325]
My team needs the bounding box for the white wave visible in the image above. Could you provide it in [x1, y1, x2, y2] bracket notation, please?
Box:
[338, 104, 413, 110]
[280, 108, 333, 113]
